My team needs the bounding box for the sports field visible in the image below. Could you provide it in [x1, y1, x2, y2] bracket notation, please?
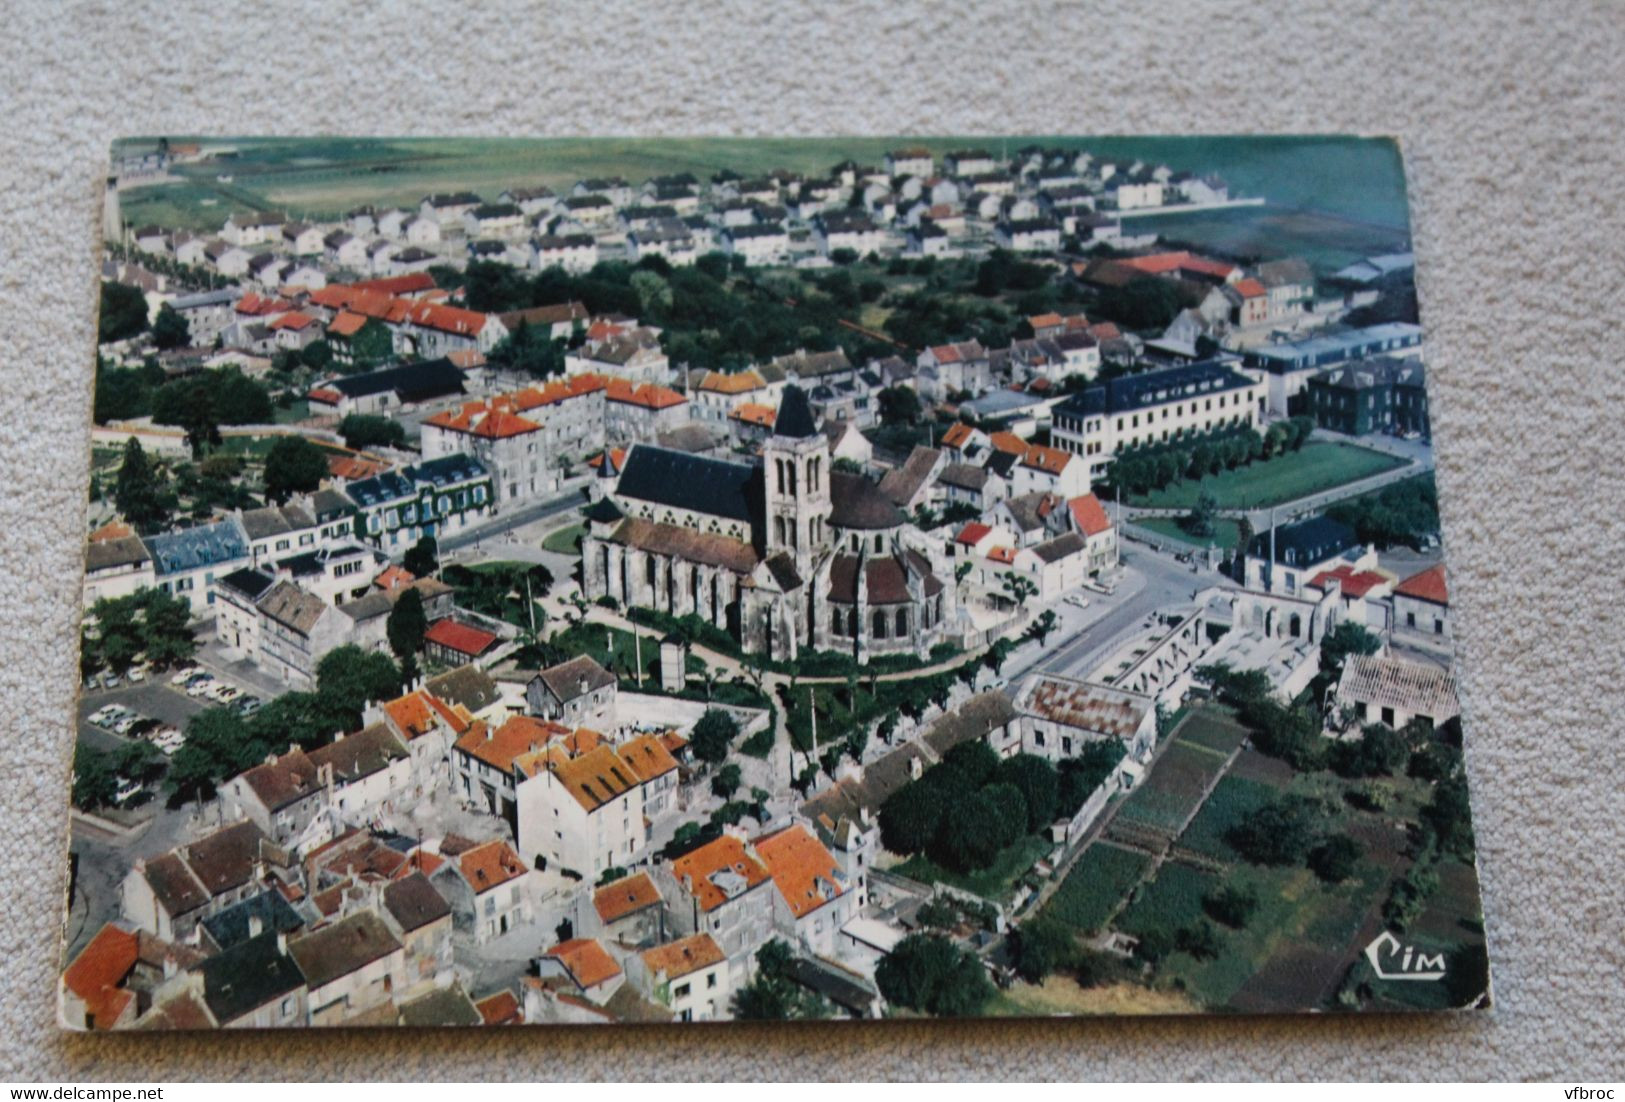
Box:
[1128, 442, 1407, 511]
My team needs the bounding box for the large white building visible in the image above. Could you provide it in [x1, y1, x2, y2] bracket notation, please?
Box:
[1051, 359, 1268, 483]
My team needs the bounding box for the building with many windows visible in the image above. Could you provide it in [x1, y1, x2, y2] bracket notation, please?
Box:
[1051, 359, 1267, 483]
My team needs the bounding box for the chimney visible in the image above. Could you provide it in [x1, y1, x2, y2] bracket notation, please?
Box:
[248, 914, 264, 938]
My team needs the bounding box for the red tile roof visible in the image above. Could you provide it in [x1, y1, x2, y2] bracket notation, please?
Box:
[1068, 493, 1112, 538]
[1309, 564, 1391, 600]
[543, 938, 621, 990]
[475, 990, 523, 1025]
[988, 546, 1017, 564]
[454, 715, 569, 773]
[940, 422, 975, 448]
[605, 379, 686, 410]
[593, 871, 662, 924]
[955, 522, 992, 546]
[1394, 563, 1448, 606]
[352, 272, 437, 297]
[1021, 443, 1072, 476]
[326, 310, 369, 337]
[754, 824, 844, 919]
[424, 618, 500, 657]
[639, 934, 725, 981]
[1232, 277, 1267, 298]
[669, 835, 770, 913]
[988, 431, 1028, 455]
[268, 311, 315, 331]
[62, 924, 139, 1030]
[458, 840, 528, 896]
[731, 402, 777, 427]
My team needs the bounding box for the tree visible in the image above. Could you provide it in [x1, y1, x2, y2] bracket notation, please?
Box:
[1177, 920, 1223, 961]
[690, 708, 739, 766]
[877, 385, 922, 426]
[731, 939, 828, 1020]
[386, 587, 428, 661]
[347, 318, 396, 371]
[1010, 917, 1077, 983]
[711, 763, 743, 800]
[339, 414, 407, 451]
[488, 319, 566, 379]
[1000, 572, 1038, 607]
[178, 379, 221, 458]
[1422, 774, 1476, 859]
[99, 282, 149, 343]
[1332, 723, 1409, 778]
[315, 645, 400, 727]
[402, 536, 439, 579]
[262, 435, 328, 504]
[875, 933, 994, 1017]
[878, 778, 946, 856]
[113, 437, 168, 533]
[1319, 621, 1381, 676]
[1228, 797, 1324, 866]
[151, 302, 190, 350]
[1026, 609, 1058, 646]
[995, 753, 1059, 833]
[933, 784, 1024, 871]
[1184, 490, 1219, 539]
[72, 747, 120, 810]
[1203, 885, 1259, 928]
[1308, 834, 1362, 883]
[139, 588, 197, 669]
[1095, 276, 1183, 331]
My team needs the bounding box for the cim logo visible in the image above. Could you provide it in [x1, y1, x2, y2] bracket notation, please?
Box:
[1363, 931, 1447, 981]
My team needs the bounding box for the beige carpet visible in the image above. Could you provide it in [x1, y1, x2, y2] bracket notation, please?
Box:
[3, 0, 1621, 1081]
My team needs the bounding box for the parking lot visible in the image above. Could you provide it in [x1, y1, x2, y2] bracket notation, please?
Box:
[75, 668, 264, 756]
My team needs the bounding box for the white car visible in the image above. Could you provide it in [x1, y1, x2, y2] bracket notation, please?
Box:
[157, 731, 185, 756]
[170, 666, 204, 686]
[126, 666, 147, 683]
[210, 685, 242, 704]
[185, 678, 217, 698]
[112, 715, 142, 736]
[88, 705, 120, 726]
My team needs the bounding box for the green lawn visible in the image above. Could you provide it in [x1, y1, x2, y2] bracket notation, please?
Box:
[1137, 516, 1242, 551]
[273, 399, 311, 424]
[1129, 442, 1407, 511]
[541, 523, 586, 555]
[1044, 844, 1153, 934]
[892, 834, 1050, 903]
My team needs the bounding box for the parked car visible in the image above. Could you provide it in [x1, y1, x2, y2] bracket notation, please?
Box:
[170, 666, 204, 686]
[156, 730, 185, 756]
[88, 705, 121, 726]
[234, 697, 263, 717]
[101, 673, 122, 690]
[185, 678, 217, 698]
[126, 666, 147, 683]
[209, 684, 243, 704]
[112, 715, 142, 736]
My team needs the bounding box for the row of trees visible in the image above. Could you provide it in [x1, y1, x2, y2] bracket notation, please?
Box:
[80, 588, 196, 677]
[1107, 417, 1317, 499]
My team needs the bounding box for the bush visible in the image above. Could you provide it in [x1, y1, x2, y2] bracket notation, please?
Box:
[875, 933, 994, 1018]
[689, 709, 739, 766]
[1227, 797, 1324, 866]
[1203, 885, 1259, 929]
[739, 727, 775, 759]
[1010, 918, 1078, 983]
[1308, 835, 1362, 883]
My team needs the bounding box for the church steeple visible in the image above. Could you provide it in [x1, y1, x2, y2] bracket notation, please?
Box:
[762, 386, 831, 577]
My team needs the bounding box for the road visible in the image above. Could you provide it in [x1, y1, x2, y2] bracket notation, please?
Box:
[438, 483, 589, 554]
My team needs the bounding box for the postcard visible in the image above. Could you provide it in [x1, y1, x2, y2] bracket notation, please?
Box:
[62, 135, 1486, 1028]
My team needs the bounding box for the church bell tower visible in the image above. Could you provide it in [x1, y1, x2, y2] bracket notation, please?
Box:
[762, 385, 831, 579]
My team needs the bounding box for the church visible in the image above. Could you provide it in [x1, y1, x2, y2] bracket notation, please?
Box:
[581, 386, 955, 664]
